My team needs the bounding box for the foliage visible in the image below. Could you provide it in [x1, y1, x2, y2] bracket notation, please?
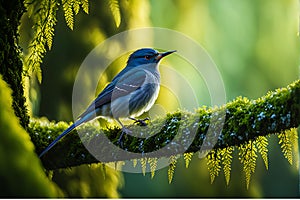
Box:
[25, 0, 121, 83]
[0, 75, 61, 197]
[168, 155, 178, 184]
[28, 79, 300, 188]
[278, 128, 298, 165]
[206, 149, 221, 184]
[148, 157, 158, 179]
[108, 0, 121, 28]
[183, 152, 193, 168]
[52, 164, 122, 197]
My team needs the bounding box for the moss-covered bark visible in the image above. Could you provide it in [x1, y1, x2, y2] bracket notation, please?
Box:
[0, 0, 29, 129]
[31, 80, 300, 170]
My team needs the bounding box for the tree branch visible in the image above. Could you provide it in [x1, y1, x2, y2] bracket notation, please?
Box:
[30, 80, 300, 170]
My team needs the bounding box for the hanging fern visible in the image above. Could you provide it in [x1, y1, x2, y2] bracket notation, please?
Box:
[183, 152, 193, 168]
[148, 157, 158, 179]
[206, 149, 221, 184]
[132, 159, 138, 168]
[108, 0, 121, 28]
[238, 141, 257, 189]
[255, 136, 269, 170]
[278, 128, 297, 165]
[168, 155, 178, 184]
[26, 0, 90, 83]
[62, 0, 74, 30]
[140, 157, 147, 176]
[220, 146, 234, 185]
[26, 0, 59, 83]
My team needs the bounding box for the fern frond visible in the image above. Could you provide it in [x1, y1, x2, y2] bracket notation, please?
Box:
[132, 159, 138, 168]
[73, 0, 80, 15]
[108, 0, 121, 28]
[278, 130, 293, 165]
[26, 0, 59, 83]
[62, 0, 74, 30]
[148, 157, 158, 179]
[168, 155, 178, 184]
[206, 149, 221, 184]
[140, 157, 147, 176]
[255, 136, 269, 170]
[81, 0, 89, 14]
[289, 128, 299, 168]
[238, 141, 257, 189]
[220, 146, 234, 185]
[183, 152, 193, 168]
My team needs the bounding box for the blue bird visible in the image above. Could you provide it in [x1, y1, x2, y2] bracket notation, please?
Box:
[39, 48, 176, 157]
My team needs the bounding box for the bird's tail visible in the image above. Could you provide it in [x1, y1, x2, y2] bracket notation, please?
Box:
[38, 111, 96, 158]
[38, 123, 76, 158]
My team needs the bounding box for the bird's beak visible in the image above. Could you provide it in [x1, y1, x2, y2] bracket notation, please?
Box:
[155, 50, 177, 60]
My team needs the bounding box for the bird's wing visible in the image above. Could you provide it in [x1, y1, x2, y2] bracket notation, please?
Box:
[78, 69, 146, 119]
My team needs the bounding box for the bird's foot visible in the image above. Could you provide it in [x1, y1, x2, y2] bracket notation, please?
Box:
[129, 117, 150, 126]
[117, 127, 132, 145]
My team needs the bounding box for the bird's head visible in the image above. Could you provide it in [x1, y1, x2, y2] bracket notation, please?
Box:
[127, 48, 176, 67]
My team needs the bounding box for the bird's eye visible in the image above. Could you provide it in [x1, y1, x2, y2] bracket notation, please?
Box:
[144, 55, 151, 60]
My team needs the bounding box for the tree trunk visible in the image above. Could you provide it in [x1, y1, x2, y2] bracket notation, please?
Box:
[0, 0, 29, 129]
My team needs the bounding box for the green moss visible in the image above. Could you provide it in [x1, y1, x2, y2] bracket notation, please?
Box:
[30, 80, 300, 170]
[0, 0, 29, 129]
[0, 75, 61, 197]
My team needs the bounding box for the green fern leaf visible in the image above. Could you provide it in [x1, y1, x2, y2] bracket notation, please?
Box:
[73, 0, 80, 15]
[148, 157, 158, 179]
[278, 130, 293, 165]
[168, 155, 178, 184]
[289, 128, 299, 168]
[140, 157, 147, 176]
[132, 159, 138, 168]
[220, 146, 234, 185]
[206, 149, 221, 184]
[108, 0, 121, 28]
[238, 141, 257, 189]
[255, 136, 269, 170]
[81, 0, 89, 14]
[183, 152, 193, 168]
[62, 0, 74, 30]
[26, 0, 59, 83]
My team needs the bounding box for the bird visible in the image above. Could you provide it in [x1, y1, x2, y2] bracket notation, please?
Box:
[39, 48, 176, 157]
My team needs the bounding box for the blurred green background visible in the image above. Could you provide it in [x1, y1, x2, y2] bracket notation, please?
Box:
[20, 0, 299, 197]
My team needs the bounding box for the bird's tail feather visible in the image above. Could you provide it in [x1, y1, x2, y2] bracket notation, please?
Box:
[38, 123, 76, 158]
[39, 110, 98, 158]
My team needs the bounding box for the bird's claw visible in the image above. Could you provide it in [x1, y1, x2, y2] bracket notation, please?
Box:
[117, 127, 132, 145]
[131, 117, 150, 126]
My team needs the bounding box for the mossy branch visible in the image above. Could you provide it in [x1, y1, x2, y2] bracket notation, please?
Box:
[30, 80, 300, 170]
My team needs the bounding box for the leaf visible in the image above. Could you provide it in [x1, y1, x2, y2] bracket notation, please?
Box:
[35, 64, 43, 84]
[73, 0, 80, 15]
[238, 141, 257, 189]
[183, 152, 193, 168]
[168, 155, 178, 184]
[220, 146, 234, 185]
[289, 128, 299, 168]
[108, 0, 121, 28]
[278, 130, 293, 165]
[206, 149, 221, 184]
[132, 159, 138, 168]
[255, 136, 269, 170]
[148, 157, 158, 179]
[140, 157, 147, 176]
[62, 0, 74, 30]
[81, 0, 89, 14]
[26, 0, 59, 83]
